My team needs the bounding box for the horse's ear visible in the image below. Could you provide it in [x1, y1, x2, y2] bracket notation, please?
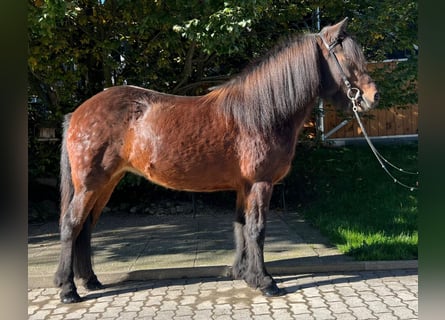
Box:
[320, 17, 348, 43]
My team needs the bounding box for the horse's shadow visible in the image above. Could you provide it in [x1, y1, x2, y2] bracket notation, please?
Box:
[80, 268, 417, 302]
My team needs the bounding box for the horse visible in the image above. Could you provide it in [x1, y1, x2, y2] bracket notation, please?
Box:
[54, 18, 379, 303]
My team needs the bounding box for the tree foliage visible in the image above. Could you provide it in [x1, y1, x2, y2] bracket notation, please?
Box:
[28, 0, 417, 179]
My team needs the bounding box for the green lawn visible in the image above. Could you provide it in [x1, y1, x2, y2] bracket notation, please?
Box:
[286, 142, 418, 261]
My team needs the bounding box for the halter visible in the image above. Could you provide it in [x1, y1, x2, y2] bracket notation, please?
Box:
[318, 33, 368, 111]
[317, 33, 419, 191]
[318, 34, 352, 90]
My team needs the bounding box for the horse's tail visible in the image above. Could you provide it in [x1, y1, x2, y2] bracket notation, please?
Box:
[60, 113, 73, 223]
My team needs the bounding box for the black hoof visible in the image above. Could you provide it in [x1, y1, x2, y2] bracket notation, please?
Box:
[84, 276, 103, 290]
[260, 283, 286, 297]
[61, 291, 82, 304]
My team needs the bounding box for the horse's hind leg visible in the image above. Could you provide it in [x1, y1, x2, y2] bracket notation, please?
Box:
[54, 191, 97, 303]
[73, 213, 101, 290]
[74, 174, 124, 291]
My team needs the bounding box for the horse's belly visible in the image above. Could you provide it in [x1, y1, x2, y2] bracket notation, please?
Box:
[139, 160, 238, 192]
[126, 143, 240, 192]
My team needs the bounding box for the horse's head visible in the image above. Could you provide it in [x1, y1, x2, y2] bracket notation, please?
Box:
[318, 18, 379, 112]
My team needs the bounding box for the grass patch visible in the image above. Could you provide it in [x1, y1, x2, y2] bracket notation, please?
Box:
[286, 142, 418, 260]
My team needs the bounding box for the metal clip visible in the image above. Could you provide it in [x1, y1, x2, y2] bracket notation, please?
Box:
[347, 87, 361, 101]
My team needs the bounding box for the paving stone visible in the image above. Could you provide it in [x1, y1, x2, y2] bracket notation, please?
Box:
[301, 287, 323, 297]
[390, 306, 417, 319]
[269, 299, 288, 310]
[271, 308, 295, 320]
[119, 311, 139, 319]
[397, 290, 418, 301]
[326, 301, 350, 314]
[336, 286, 359, 297]
[372, 286, 395, 296]
[311, 307, 335, 319]
[374, 312, 399, 320]
[29, 310, 52, 320]
[366, 300, 391, 314]
[333, 313, 356, 320]
[193, 309, 213, 320]
[154, 310, 175, 320]
[125, 300, 144, 312]
[88, 301, 110, 313]
[158, 300, 178, 311]
[306, 296, 328, 309]
[138, 306, 158, 317]
[344, 296, 366, 308]
[212, 315, 232, 320]
[180, 295, 198, 305]
[99, 307, 123, 318]
[81, 312, 101, 319]
[285, 292, 306, 303]
[349, 306, 377, 319]
[232, 309, 253, 320]
[175, 305, 195, 317]
[252, 302, 270, 315]
[405, 299, 418, 314]
[289, 302, 311, 315]
[381, 295, 405, 307]
[253, 315, 274, 320]
[360, 291, 381, 302]
[323, 292, 342, 302]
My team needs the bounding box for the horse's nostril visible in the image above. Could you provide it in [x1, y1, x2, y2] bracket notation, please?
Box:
[374, 92, 380, 102]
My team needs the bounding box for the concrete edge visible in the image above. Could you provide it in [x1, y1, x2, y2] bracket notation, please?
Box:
[28, 260, 417, 289]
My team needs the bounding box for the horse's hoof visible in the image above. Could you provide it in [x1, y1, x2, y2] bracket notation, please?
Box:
[84, 277, 103, 290]
[260, 283, 286, 297]
[61, 292, 82, 304]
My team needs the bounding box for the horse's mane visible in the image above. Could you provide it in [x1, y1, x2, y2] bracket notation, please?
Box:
[206, 33, 322, 133]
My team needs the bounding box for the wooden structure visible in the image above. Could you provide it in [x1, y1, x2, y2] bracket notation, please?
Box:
[322, 104, 418, 139]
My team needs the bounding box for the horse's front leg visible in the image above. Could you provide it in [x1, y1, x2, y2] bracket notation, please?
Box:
[233, 190, 247, 279]
[242, 181, 285, 296]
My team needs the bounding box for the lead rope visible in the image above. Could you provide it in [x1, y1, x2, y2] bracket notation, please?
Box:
[348, 88, 419, 191]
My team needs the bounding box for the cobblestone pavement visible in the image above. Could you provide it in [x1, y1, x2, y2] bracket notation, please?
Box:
[28, 269, 417, 320]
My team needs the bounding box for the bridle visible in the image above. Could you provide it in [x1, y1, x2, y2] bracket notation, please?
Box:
[317, 33, 364, 110]
[317, 33, 419, 191]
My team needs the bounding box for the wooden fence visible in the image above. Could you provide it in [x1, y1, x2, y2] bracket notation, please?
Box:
[322, 104, 418, 139]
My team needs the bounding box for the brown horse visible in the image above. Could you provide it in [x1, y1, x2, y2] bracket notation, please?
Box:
[54, 18, 379, 303]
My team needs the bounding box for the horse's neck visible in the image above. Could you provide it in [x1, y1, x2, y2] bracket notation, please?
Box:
[285, 98, 317, 142]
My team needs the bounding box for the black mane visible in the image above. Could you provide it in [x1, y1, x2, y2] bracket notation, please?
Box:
[212, 33, 322, 133]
